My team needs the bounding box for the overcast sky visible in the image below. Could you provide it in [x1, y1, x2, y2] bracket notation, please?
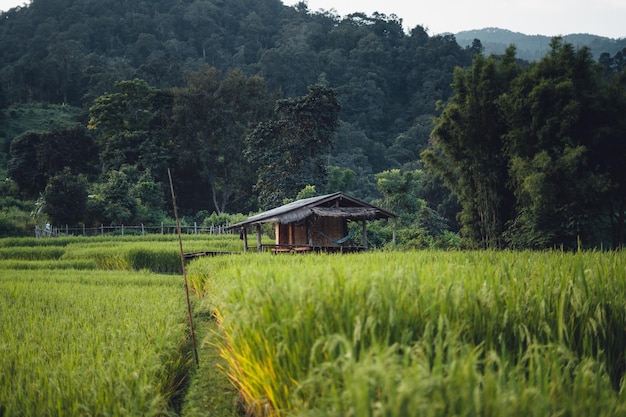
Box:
[1, 0, 624, 39]
[283, 0, 626, 39]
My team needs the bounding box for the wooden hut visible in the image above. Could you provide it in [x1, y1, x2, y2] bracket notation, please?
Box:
[227, 192, 396, 252]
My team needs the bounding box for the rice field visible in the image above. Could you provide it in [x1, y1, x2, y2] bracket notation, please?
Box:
[0, 234, 243, 273]
[0, 269, 188, 416]
[188, 250, 626, 417]
[0, 234, 243, 416]
[3, 234, 626, 417]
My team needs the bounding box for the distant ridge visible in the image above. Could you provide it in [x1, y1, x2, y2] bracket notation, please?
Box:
[455, 27, 626, 61]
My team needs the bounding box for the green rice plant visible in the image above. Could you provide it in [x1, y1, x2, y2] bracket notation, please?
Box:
[199, 250, 626, 417]
[60, 243, 181, 273]
[61, 245, 132, 270]
[0, 233, 241, 251]
[0, 236, 76, 248]
[0, 259, 97, 270]
[0, 245, 65, 260]
[0, 234, 242, 273]
[0, 269, 192, 416]
[295, 337, 624, 417]
[126, 246, 182, 273]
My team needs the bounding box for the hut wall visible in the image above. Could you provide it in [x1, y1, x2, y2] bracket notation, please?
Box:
[311, 217, 345, 246]
[276, 223, 289, 244]
[293, 222, 307, 244]
[276, 222, 308, 245]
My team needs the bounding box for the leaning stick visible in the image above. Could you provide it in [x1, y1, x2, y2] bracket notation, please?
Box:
[168, 168, 199, 368]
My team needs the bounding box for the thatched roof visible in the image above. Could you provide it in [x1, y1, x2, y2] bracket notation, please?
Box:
[227, 192, 396, 229]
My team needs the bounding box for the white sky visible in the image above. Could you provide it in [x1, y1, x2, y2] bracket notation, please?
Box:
[1, 0, 624, 39]
[283, 0, 626, 39]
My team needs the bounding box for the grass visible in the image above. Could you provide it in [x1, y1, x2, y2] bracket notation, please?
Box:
[179, 301, 246, 417]
[0, 269, 192, 416]
[188, 250, 626, 417]
[5, 234, 625, 417]
[0, 234, 244, 273]
[0, 234, 243, 417]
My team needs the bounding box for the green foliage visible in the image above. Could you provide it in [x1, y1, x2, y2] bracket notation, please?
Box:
[0, 180, 36, 237]
[0, 3, 480, 222]
[0, 102, 83, 146]
[43, 167, 89, 225]
[7, 131, 48, 195]
[296, 185, 318, 200]
[87, 169, 139, 226]
[428, 39, 626, 249]
[0, 268, 192, 416]
[245, 84, 341, 208]
[501, 40, 611, 249]
[170, 67, 274, 215]
[326, 166, 356, 193]
[88, 79, 174, 176]
[7, 124, 97, 197]
[194, 250, 626, 416]
[2, 1, 623, 247]
[426, 48, 519, 248]
[201, 212, 247, 229]
[375, 169, 426, 223]
[0, 216, 26, 237]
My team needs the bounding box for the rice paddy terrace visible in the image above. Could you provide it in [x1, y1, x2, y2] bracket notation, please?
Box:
[1, 235, 625, 416]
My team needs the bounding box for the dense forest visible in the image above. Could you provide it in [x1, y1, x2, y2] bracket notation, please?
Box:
[0, 0, 624, 249]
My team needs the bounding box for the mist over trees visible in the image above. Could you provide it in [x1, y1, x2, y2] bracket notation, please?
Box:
[1, 0, 625, 248]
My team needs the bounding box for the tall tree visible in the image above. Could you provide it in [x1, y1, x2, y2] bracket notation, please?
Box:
[502, 39, 608, 249]
[7, 125, 97, 197]
[170, 66, 274, 214]
[245, 84, 340, 208]
[87, 169, 139, 226]
[375, 169, 425, 225]
[42, 167, 88, 226]
[7, 131, 47, 196]
[424, 47, 520, 248]
[589, 49, 626, 248]
[87, 78, 174, 177]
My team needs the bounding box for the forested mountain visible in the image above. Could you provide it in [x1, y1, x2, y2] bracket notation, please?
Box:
[456, 27, 626, 61]
[1, 0, 625, 249]
[0, 0, 477, 214]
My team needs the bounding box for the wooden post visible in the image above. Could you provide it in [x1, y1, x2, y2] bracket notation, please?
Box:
[307, 218, 312, 247]
[256, 224, 262, 252]
[242, 227, 248, 252]
[362, 220, 368, 249]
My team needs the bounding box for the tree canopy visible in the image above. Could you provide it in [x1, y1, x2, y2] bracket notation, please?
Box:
[425, 39, 626, 249]
[0, 0, 624, 249]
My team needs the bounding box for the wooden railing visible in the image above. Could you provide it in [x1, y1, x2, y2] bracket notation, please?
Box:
[34, 222, 234, 237]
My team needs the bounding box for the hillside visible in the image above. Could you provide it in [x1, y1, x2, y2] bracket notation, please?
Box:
[455, 27, 626, 61]
[0, 0, 478, 203]
[1, 1, 625, 248]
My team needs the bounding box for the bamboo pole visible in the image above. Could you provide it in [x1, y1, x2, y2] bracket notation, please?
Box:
[168, 169, 199, 368]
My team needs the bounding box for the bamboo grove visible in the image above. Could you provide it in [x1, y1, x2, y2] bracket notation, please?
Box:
[424, 39, 626, 249]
